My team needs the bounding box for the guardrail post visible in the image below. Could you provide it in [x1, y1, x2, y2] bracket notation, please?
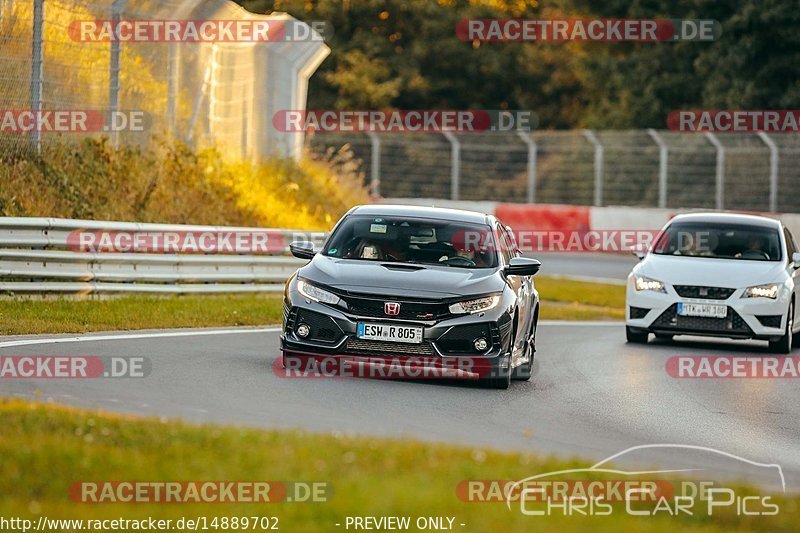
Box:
[108, 0, 126, 147]
[443, 132, 461, 200]
[582, 130, 603, 206]
[757, 132, 779, 213]
[705, 132, 725, 210]
[367, 132, 381, 196]
[517, 131, 537, 203]
[647, 129, 668, 208]
[29, 0, 43, 154]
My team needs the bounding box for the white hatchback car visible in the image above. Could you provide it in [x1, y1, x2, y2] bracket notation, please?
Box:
[626, 213, 800, 353]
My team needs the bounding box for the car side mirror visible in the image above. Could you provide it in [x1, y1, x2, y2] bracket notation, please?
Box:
[793, 252, 800, 269]
[290, 241, 316, 260]
[631, 244, 648, 260]
[504, 257, 541, 276]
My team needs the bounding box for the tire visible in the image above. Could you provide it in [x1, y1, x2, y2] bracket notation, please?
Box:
[480, 357, 511, 389]
[626, 326, 649, 344]
[654, 333, 674, 341]
[769, 302, 794, 354]
[512, 323, 536, 381]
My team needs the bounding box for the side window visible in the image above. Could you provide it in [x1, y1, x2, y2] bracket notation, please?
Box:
[785, 228, 798, 258]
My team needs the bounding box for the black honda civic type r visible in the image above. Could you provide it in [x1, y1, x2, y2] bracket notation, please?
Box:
[280, 204, 541, 389]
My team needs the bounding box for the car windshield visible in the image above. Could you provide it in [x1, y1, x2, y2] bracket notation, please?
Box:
[322, 215, 498, 268]
[652, 222, 782, 261]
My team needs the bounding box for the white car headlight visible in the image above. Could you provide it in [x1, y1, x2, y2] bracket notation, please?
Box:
[297, 279, 341, 305]
[741, 283, 780, 299]
[449, 294, 501, 314]
[634, 275, 667, 293]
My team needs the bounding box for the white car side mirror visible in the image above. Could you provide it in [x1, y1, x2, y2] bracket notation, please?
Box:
[630, 244, 647, 261]
[793, 252, 800, 269]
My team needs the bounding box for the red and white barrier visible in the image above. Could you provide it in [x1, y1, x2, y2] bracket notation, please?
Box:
[384, 198, 800, 252]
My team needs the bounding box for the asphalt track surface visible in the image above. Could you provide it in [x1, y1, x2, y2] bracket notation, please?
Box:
[1, 322, 798, 493]
[531, 252, 637, 283]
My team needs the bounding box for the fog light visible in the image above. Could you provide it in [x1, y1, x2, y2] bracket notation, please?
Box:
[296, 323, 311, 338]
[473, 338, 488, 351]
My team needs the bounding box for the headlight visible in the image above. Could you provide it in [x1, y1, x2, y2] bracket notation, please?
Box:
[741, 283, 780, 299]
[297, 279, 341, 305]
[634, 275, 666, 293]
[449, 294, 501, 314]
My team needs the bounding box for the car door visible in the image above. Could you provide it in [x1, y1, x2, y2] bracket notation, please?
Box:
[497, 223, 532, 361]
[784, 227, 800, 330]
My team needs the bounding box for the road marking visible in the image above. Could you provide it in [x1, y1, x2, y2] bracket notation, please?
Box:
[0, 322, 618, 349]
[0, 327, 281, 348]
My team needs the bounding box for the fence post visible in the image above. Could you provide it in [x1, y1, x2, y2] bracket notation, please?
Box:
[517, 131, 537, 203]
[582, 130, 603, 206]
[757, 132, 779, 213]
[166, 42, 179, 136]
[187, 44, 216, 145]
[367, 132, 381, 196]
[443, 132, 461, 200]
[108, 0, 126, 147]
[705, 132, 725, 210]
[647, 129, 668, 208]
[29, 0, 44, 154]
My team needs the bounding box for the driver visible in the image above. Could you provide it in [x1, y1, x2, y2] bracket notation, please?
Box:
[445, 229, 489, 266]
[736, 235, 767, 258]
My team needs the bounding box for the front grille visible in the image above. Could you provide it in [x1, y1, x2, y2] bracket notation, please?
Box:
[294, 309, 343, 342]
[629, 306, 650, 319]
[345, 338, 435, 356]
[436, 323, 492, 354]
[339, 293, 451, 320]
[673, 285, 735, 300]
[651, 304, 753, 335]
[756, 315, 783, 328]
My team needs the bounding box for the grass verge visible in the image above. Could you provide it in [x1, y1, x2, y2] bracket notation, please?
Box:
[0, 399, 794, 532]
[0, 294, 284, 336]
[0, 276, 625, 336]
[537, 275, 625, 321]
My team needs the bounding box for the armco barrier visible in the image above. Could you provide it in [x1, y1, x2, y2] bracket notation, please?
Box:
[0, 218, 328, 294]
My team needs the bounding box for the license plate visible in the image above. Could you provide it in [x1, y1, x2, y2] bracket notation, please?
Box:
[357, 323, 423, 344]
[677, 303, 727, 318]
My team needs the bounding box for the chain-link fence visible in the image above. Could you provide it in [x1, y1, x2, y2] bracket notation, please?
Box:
[0, 0, 328, 159]
[308, 130, 800, 213]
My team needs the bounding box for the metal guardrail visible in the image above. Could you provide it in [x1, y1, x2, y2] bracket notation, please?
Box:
[0, 217, 329, 294]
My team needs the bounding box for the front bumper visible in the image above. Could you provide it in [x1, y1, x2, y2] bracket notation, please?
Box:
[626, 278, 789, 340]
[280, 297, 513, 379]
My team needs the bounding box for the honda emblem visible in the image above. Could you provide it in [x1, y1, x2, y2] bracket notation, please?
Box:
[384, 302, 400, 315]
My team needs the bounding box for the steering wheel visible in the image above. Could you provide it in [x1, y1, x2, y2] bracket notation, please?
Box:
[738, 250, 770, 260]
[444, 255, 476, 267]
